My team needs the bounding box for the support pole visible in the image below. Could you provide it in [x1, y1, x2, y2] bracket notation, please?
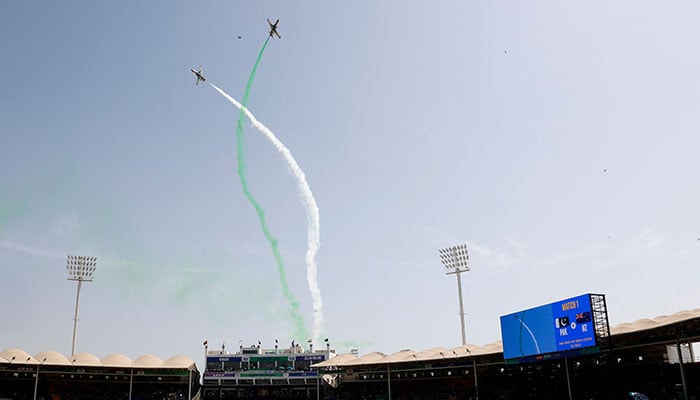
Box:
[456, 271, 467, 346]
[71, 279, 83, 357]
[387, 364, 392, 400]
[188, 369, 192, 400]
[677, 341, 689, 400]
[473, 356, 479, 400]
[564, 357, 573, 400]
[33, 365, 39, 400]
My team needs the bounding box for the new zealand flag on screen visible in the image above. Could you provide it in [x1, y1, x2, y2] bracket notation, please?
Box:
[575, 312, 591, 323]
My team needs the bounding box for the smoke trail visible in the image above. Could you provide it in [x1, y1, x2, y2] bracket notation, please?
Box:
[0, 198, 29, 232]
[234, 37, 309, 341]
[0, 240, 64, 259]
[211, 83, 324, 341]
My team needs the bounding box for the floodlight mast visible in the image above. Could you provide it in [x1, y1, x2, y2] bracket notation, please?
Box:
[66, 255, 97, 357]
[439, 244, 470, 346]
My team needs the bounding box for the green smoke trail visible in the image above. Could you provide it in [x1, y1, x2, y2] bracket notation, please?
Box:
[0, 199, 27, 232]
[235, 37, 309, 341]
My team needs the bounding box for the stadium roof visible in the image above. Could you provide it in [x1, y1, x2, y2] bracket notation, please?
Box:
[313, 308, 700, 368]
[610, 308, 700, 335]
[0, 349, 197, 371]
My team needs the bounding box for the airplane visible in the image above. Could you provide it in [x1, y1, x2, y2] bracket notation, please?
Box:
[190, 66, 206, 85]
[267, 18, 281, 39]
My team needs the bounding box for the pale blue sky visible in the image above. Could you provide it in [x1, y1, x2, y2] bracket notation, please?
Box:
[1, 1, 699, 369]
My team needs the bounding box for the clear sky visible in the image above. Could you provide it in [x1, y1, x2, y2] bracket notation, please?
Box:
[2, 1, 699, 370]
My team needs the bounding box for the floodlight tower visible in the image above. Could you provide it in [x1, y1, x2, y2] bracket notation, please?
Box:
[66, 255, 97, 356]
[438, 244, 470, 346]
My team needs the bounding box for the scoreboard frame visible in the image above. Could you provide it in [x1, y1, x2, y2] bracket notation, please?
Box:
[500, 293, 610, 363]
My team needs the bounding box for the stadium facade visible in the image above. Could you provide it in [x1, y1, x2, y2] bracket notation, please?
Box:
[201, 341, 332, 399]
[0, 349, 199, 400]
[313, 308, 700, 400]
[2, 308, 699, 399]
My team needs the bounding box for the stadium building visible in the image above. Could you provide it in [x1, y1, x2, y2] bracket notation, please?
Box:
[0, 349, 200, 399]
[312, 306, 700, 400]
[3, 298, 699, 399]
[201, 341, 332, 399]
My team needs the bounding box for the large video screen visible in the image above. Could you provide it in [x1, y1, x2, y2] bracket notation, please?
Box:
[500, 293, 596, 360]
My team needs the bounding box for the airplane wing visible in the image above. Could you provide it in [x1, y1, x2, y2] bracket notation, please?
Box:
[274, 31, 281, 39]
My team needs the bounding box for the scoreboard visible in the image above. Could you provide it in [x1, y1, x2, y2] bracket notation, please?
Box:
[500, 293, 599, 362]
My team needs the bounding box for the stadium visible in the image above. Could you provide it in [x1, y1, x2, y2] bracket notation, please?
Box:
[2, 297, 699, 399]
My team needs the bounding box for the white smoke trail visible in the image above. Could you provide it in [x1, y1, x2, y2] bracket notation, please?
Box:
[211, 83, 324, 341]
[0, 240, 64, 260]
